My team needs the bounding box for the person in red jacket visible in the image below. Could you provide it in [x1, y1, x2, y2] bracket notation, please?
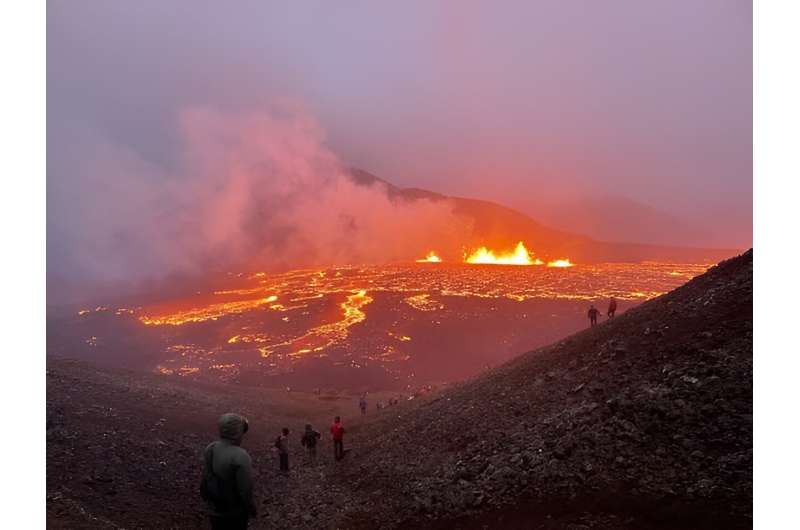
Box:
[330, 416, 345, 461]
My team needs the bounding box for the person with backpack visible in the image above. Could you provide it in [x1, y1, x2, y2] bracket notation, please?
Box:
[200, 413, 257, 529]
[300, 423, 321, 465]
[330, 416, 345, 461]
[588, 304, 601, 327]
[274, 427, 290, 474]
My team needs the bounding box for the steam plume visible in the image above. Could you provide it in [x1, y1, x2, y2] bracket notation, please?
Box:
[47, 102, 471, 303]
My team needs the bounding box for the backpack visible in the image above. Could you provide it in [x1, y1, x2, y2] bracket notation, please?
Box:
[200, 443, 225, 507]
[274, 436, 281, 449]
[303, 431, 319, 448]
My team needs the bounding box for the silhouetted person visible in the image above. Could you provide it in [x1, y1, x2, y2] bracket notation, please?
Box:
[301, 424, 321, 465]
[588, 304, 601, 327]
[330, 416, 345, 461]
[201, 413, 256, 529]
[607, 297, 618, 319]
[274, 427, 290, 473]
[359, 395, 367, 415]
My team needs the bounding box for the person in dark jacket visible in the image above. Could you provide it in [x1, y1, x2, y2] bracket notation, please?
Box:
[607, 297, 618, 318]
[588, 304, 601, 327]
[300, 424, 321, 465]
[201, 413, 257, 529]
[275, 427, 290, 474]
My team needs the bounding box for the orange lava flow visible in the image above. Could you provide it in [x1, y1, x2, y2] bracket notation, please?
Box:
[259, 289, 373, 358]
[139, 295, 278, 326]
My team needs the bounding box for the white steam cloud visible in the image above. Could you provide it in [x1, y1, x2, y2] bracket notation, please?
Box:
[47, 102, 472, 303]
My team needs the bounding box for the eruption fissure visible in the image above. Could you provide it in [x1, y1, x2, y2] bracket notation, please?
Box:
[415, 241, 574, 267]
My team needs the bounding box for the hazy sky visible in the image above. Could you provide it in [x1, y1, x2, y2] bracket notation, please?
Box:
[48, 1, 752, 298]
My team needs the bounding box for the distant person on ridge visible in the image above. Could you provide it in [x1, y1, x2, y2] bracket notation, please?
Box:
[588, 304, 601, 327]
[200, 413, 257, 529]
[330, 416, 345, 461]
[607, 297, 618, 319]
[274, 427, 290, 474]
[359, 395, 367, 415]
[300, 423, 321, 465]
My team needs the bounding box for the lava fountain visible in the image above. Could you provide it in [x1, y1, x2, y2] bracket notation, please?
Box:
[464, 241, 544, 265]
[416, 251, 443, 263]
[546, 259, 574, 268]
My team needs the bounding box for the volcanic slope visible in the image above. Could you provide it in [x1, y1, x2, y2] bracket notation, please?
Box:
[339, 249, 752, 529]
[46, 251, 752, 529]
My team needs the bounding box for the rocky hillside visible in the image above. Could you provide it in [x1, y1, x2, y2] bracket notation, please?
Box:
[339, 250, 753, 529]
[47, 250, 752, 529]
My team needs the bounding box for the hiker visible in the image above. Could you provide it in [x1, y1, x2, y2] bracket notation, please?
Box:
[608, 297, 618, 318]
[274, 427, 290, 474]
[330, 416, 345, 461]
[359, 395, 367, 415]
[200, 413, 257, 529]
[300, 424, 321, 464]
[588, 304, 601, 327]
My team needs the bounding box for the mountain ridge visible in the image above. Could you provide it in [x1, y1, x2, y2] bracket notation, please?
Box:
[349, 168, 742, 264]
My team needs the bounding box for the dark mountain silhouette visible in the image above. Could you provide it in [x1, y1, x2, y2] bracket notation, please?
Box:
[47, 250, 751, 528]
[349, 168, 740, 263]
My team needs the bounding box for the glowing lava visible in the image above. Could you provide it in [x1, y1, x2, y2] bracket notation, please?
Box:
[260, 289, 373, 358]
[139, 295, 278, 326]
[546, 259, 574, 268]
[465, 241, 540, 265]
[416, 251, 442, 263]
[70, 260, 709, 382]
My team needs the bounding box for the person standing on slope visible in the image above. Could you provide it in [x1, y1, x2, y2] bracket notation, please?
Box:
[274, 427, 290, 474]
[300, 424, 321, 465]
[330, 416, 345, 461]
[359, 394, 367, 415]
[607, 297, 618, 319]
[200, 413, 257, 529]
[588, 304, 601, 327]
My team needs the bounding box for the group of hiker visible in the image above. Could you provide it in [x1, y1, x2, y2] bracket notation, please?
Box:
[200, 300, 623, 527]
[200, 413, 347, 529]
[588, 297, 618, 327]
